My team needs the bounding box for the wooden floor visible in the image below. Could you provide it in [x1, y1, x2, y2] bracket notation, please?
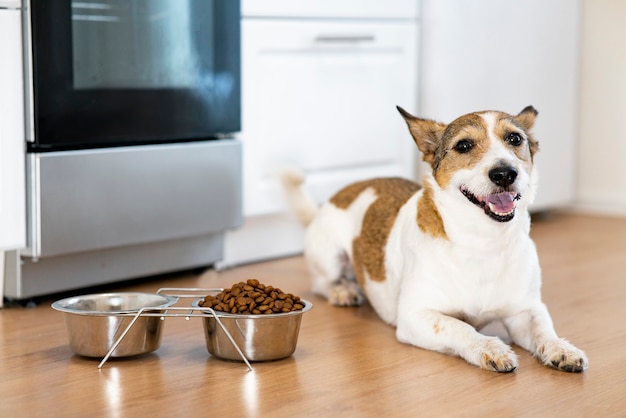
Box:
[1, 212, 625, 417]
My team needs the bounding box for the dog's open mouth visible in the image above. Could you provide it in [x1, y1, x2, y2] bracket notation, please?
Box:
[460, 187, 521, 222]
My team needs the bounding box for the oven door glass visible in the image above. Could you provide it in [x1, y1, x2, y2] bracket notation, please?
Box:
[29, 0, 240, 151]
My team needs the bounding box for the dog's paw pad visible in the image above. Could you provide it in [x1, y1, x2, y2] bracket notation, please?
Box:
[537, 339, 588, 372]
[328, 280, 364, 307]
[479, 338, 518, 373]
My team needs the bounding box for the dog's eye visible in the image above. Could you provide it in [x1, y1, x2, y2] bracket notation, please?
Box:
[506, 132, 523, 146]
[454, 139, 474, 154]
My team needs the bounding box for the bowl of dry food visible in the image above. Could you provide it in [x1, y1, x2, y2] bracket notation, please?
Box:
[194, 279, 312, 362]
[52, 292, 177, 358]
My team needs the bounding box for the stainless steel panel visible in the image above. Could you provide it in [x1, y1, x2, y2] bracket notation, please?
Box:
[27, 139, 241, 258]
[7, 233, 225, 299]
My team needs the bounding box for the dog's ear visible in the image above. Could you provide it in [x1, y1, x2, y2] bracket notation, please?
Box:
[396, 106, 446, 166]
[515, 106, 540, 156]
[515, 106, 538, 131]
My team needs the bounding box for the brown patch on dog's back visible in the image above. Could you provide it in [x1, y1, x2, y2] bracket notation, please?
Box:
[330, 181, 373, 209]
[330, 178, 420, 285]
[417, 180, 448, 239]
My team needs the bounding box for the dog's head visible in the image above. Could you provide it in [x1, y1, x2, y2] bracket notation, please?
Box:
[398, 106, 539, 223]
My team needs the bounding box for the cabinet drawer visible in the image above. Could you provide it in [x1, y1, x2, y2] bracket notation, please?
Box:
[241, 19, 419, 215]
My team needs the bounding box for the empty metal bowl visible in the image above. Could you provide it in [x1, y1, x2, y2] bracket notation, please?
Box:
[193, 299, 312, 362]
[52, 292, 177, 358]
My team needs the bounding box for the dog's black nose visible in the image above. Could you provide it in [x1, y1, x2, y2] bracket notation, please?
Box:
[489, 166, 518, 188]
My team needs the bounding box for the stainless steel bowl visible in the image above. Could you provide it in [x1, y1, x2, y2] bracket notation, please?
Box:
[193, 299, 313, 362]
[52, 292, 177, 358]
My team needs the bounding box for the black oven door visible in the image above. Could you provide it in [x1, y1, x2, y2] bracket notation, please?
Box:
[29, 0, 240, 152]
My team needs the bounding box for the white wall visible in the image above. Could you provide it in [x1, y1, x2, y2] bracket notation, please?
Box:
[576, 0, 626, 215]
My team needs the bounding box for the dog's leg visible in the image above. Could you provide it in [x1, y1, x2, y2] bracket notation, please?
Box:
[306, 250, 364, 307]
[397, 310, 518, 372]
[330, 251, 365, 306]
[503, 304, 588, 372]
[329, 277, 365, 307]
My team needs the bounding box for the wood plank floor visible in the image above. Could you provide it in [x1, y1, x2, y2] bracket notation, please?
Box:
[1, 212, 625, 417]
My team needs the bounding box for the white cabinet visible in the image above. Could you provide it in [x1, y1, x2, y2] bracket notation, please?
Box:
[420, 0, 581, 211]
[0, 8, 26, 252]
[220, 4, 419, 266]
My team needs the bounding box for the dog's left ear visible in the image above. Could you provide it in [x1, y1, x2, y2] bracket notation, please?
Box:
[515, 106, 538, 131]
[515, 106, 540, 156]
[397, 106, 447, 166]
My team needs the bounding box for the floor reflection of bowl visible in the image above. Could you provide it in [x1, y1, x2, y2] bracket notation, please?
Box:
[193, 299, 313, 362]
[52, 292, 176, 358]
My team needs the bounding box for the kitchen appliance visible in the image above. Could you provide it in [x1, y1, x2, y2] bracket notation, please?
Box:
[5, 0, 242, 299]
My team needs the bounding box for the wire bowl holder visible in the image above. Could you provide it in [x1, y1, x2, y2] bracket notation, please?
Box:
[97, 288, 253, 371]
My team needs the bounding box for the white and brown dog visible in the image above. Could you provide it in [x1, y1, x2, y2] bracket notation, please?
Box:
[282, 106, 588, 372]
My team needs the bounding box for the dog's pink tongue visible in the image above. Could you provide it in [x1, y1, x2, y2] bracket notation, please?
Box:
[486, 192, 516, 213]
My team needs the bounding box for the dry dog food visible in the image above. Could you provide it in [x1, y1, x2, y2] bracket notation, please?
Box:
[199, 279, 305, 315]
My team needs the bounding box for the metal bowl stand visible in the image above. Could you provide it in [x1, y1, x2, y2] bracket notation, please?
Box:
[97, 288, 253, 371]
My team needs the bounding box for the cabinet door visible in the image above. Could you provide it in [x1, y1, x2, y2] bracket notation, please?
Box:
[241, 19, 419, 215]
[0, 10, 26, 251]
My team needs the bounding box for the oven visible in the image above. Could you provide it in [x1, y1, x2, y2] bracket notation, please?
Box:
[28, 0, 240, 151]
[5, 0, 243, 299]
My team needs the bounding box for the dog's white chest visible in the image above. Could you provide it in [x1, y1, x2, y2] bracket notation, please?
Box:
[363, 190, 540, 327]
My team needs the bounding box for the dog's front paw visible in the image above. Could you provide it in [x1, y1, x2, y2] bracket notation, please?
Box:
[328, 279, 365, 307]
[477, 337, 518, 373]
[536, 339, 588, 372]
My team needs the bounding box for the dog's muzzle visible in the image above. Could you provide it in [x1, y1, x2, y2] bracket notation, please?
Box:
[460, 165, 522, 222]
[460, 186, 521, 223]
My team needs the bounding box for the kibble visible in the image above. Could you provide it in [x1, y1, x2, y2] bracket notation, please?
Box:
[199, 279, 305, 315]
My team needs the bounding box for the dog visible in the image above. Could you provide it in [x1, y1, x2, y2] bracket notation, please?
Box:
[282, 106, 588, 372]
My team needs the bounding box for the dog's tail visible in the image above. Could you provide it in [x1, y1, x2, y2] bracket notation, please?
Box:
[280, 167, 318, 227]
